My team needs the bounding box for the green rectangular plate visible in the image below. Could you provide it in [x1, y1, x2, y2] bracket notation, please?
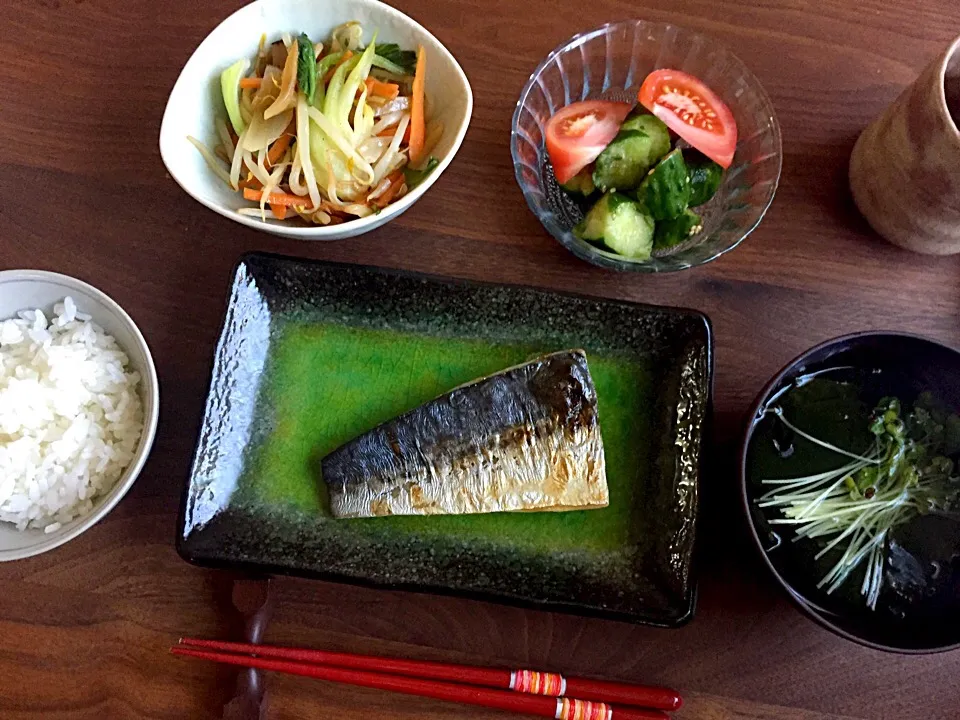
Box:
[178, 253, 712, 626]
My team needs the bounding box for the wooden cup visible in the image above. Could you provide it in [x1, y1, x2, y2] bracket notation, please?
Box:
[850, 36, 960, 254]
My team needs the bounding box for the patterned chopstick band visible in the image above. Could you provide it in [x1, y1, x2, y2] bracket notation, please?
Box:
[510, 669, 567, 696]
[555, 697, 613, 720]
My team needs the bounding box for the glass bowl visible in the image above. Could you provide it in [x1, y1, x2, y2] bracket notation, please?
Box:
[510, 20, 782, 272]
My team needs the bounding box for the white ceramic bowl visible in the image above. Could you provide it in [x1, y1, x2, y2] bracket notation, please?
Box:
[159, 0, 473, 240]
[0, 270, 160, 561]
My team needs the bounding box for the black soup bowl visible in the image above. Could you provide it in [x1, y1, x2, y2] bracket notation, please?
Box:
[740, 333, 960, 653]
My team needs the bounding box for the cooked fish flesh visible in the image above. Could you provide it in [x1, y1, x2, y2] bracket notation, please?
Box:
[321, 349, 608, 518]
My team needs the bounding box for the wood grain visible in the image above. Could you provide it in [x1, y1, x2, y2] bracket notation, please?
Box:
[2, 0, 960, 718]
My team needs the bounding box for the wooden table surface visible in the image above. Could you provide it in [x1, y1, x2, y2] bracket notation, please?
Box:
[2, 0, 960, 717]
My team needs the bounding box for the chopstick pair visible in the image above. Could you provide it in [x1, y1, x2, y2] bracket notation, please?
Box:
[173, 638, 682, 720]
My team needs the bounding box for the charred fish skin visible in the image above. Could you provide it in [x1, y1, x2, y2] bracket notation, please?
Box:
[321, 350, 608, 518]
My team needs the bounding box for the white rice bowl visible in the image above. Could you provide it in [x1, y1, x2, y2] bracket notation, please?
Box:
[0, 297, 145, 533]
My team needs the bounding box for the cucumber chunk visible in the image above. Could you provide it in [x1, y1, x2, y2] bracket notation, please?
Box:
[654, 209, 703, 250]
[575, 192, 655, 259]
[685, 150, 724, 207]
[620, 112, 670, 138]
[561, 168, 596, 196]
[636, 149, 691, 220]
[592, 115, 671, 192]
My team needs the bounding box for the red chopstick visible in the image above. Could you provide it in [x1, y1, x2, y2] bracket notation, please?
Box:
[178, 637, 681, 711]
[172, 645, 669, 720]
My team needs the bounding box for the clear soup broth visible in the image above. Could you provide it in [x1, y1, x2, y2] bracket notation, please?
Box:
[745, 338, 960, 651]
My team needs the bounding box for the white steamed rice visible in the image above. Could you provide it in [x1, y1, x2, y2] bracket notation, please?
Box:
[0, 297, 144, 533]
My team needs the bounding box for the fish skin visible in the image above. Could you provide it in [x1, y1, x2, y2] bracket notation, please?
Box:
[321, 350, 609, 518]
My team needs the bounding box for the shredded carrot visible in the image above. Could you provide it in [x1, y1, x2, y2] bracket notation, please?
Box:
[376, 171, 406, 206]
[266, 120, 296, 168]
[408, 45, 426, 164]
[239, 77, 262, 89]
[268, 202, 288, 219]
[322, 50, 353, 83]
[243, 187, 315, 208]
[364, 77, 399, 100]
[238, 175, 262, 190]
[378, 185, 402, 206]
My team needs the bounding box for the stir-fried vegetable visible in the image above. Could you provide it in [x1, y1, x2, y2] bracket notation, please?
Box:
[404, 156, 439, 188]
[296, 33, 317, 105]
[375, 43, 418, 75]
[408, 45, 426, 165]
[365, 77, 399, 100]
[265, 39, 299, 119]
[221, 59, 250, 135]
[193, 22, 441, 224]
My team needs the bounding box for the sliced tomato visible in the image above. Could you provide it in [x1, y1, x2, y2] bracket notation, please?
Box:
[638, 69, 737, 168]
[545, 100, 632, 184]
